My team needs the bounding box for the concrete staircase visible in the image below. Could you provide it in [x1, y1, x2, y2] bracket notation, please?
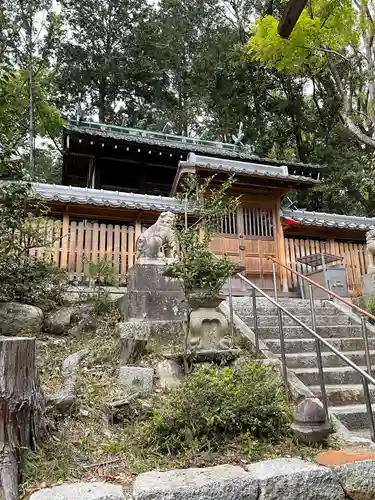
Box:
[232, 296, 374, 433]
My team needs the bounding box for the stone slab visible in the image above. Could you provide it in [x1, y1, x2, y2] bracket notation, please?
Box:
[30, 482, 124, 500]
[334, 459, 375, 500]
[246, 458, 345, 500]
[119, 366, 154, 394]
[133, 465, 259, 500]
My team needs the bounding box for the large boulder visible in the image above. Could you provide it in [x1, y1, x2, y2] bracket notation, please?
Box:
[334, 459, 375, 500]
[0, 302, 43, 336]
[30, 482, 124, 500]
[246, 458, 345, 500]
[133, 465, 259, 500]
[44, 307, 73, 335]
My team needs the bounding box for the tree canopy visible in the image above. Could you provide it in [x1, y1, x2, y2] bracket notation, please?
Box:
[1, 0, 375, 215]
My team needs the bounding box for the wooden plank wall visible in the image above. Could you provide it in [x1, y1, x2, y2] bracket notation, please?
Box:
[28, 217, 144, 283]
[284, 237, 368, 293]
[27, 218, 369, 292]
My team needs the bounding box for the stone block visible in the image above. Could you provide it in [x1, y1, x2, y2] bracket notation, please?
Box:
[127, 291, 185, 321]
[118, 321, 150, 364]
[334, 459, 375, 500]
[133, 465, 259, 500]
[148, 320, 184, 341]
[127, 264, 182, 292]
[30, 482, 124, 500]
[119, 366, 154, 394]
[246, 458, 345, 500]
[156, 359, 183, 389]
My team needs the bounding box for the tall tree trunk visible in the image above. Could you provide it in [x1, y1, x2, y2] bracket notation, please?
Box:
[0, 337, 44, 500]
[99, 77, 106, 123]
[27, 5, 34, 171]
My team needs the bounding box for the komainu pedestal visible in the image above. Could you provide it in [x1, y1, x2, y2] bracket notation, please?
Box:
[123, 263, 184, 342]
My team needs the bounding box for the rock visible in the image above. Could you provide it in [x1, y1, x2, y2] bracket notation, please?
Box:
[291, 397, 332, 444]
[69, 304, 98, 335]
[118, 321, 150, 364]
[156, 359, 183, 389]
[119, 366, 154, 394]
[29, 482, 124, 500]
[0, 302, 43, 336]
[44, 307, 72, 335]
[71, 303, 96, 323]
[334, 459, 375, 500]
[133, 464, 258, 500]
[246, 458, 345, 500]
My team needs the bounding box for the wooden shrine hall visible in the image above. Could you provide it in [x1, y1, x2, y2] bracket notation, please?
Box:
[31, 119, 375, 295]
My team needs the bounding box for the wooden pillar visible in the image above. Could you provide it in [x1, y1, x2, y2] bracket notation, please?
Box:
[60, 212, 70, 270]
[275, 202, 289, 292]
[135, 220, 142, 245]
[0, 337, 44, 500]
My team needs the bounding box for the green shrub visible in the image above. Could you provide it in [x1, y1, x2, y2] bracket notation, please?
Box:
[368, 296, 375, 323]
[0, 256, 67, 310]
[141, 362, 292, 454]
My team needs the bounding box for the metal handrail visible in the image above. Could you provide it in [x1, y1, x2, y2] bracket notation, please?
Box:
[229, 267, 375, 441]
[267, 255, 375, 323]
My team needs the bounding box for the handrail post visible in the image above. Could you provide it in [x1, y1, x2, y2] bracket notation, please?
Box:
[272, 262, 289, 399]
[252, 287, 259, 357]
[227, 277, 235, 345]
[361, 316, 372, 377]
[362, 377, 375, 442]
[309, 284, 329, 421]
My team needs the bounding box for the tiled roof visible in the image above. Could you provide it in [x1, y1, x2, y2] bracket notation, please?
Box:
[32, 183, 185, 213]
[283, 209, 375, 230]
[181, 153, 318, 185]
[64, 120, 323, 173]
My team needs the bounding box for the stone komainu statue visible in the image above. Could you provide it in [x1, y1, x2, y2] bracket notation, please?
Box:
[136, 211, 178, 262]
[367, 229, 375, 275]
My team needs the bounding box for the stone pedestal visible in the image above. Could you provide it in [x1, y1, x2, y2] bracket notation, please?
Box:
[361, 273, 375, 298]
[124, 263, 185, 342]
[188, 296, 231, 351]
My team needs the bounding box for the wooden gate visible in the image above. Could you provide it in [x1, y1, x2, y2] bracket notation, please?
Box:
[210, 202, 279, 289]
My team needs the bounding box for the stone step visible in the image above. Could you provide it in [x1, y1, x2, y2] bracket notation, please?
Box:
[310, 384, 375, 406]
[284, 351, 375, 369]
[265, 337, 372, 354]
[241, 314, 353, 327]
[233, 305, 338, 317]
[232, 298, 324, 306]
[294, 366, 367, 386]
[330, 404, 375, 430]
[258, 325, 363, 340]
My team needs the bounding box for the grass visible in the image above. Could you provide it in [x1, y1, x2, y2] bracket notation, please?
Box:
[20, 312, 338, 499]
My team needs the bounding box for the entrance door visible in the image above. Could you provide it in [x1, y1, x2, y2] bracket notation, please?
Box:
[210, 203, 278, 290]
[240, 204, 277, 289]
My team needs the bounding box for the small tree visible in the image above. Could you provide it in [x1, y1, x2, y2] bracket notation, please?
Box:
[0, 164, 67, 309]
[166, 173, 240, 361]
